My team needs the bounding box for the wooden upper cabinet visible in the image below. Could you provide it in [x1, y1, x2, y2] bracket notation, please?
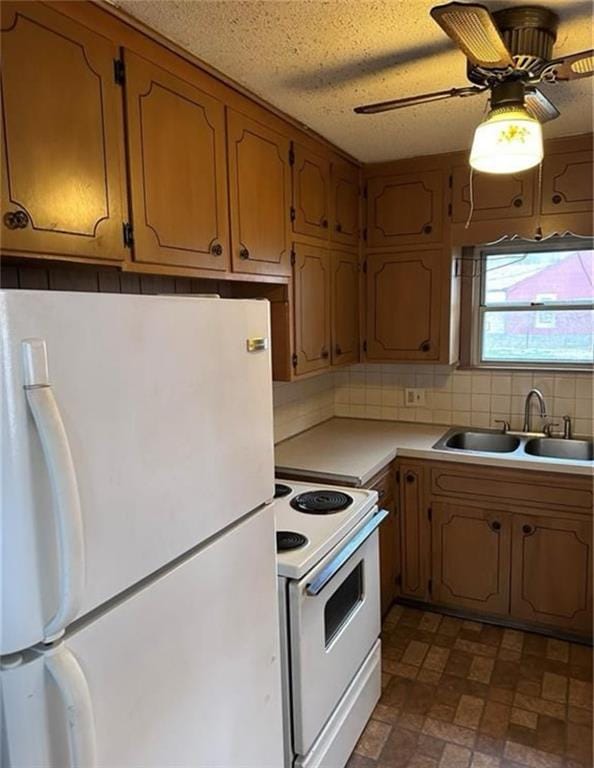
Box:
[432, 502, 511, 616]
[0, 1, 127, 261]
[510, 513, 592, 635]
[292, 143, 331, 240]
[366, 249, 442, 361]
[366, 170, 443, 248]
[124, 52, 229, 272]
[293, 243, 331, 375]
[398, 463, 430, 602]
[452, 166, 535, 223]
[541, 147, 594, 216]
[330, 159, 359, 246]
[331, 250, 359, 366]
[227, 111, 292, 276]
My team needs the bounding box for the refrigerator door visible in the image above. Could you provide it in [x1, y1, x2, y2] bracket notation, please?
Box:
[1, 291, 274, 653]
[2, 508, 284, 768]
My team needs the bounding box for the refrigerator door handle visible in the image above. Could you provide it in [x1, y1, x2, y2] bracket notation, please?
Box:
[22, 339, 85, 641]
[45, 645, 97, 768]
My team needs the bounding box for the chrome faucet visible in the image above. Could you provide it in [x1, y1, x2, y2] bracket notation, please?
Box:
[522, 389, 548, 433]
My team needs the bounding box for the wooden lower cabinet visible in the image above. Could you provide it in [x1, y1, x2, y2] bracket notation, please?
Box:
[398, 462, 430, 601]
[510, 512, 593, 635]
[431, 502, 511, 616]
[369, 464, 399, 617]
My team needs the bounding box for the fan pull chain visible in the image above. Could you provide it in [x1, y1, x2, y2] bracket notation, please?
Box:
[464, 166, 475, 230]
[534, 160, 543, 241]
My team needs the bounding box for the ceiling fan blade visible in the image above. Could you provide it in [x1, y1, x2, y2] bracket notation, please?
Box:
[524, 87, 560, 123]
[354, 85, 485, 115]
[430, 2, 514, 69]
[537, 49, 594, 81]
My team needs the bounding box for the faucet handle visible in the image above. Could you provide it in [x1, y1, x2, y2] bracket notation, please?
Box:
[543, 421, 560, 438]
[494, 419, 510, 433]
[562, 415, 572, 439]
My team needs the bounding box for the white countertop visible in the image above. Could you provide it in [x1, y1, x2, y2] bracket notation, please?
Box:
[275, 418, 593, 486]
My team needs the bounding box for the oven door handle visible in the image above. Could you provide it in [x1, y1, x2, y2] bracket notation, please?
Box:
[305, 509, 389, 596]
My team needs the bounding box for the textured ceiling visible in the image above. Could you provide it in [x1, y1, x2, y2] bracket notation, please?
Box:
[115, 0, 594, 162]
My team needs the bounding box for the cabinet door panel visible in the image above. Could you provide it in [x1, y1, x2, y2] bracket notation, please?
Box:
[125, 52, 229, 271]
[331, 249, 359, 366]
[331, 160, 359, 245]
[541, 149, 594, 215]
[452, 166, 535, 223]
[366, 250, 441, 361]
[293, 244, 330, 375]
[227, 111, 292, 276]
[511, 513, 592, 634]
[1, 1, 127, 260]
[367, 170, 443, 247]
[432, 503, 511, 615]
[292, 144, 331, 240]
[399, 464, 429, 601]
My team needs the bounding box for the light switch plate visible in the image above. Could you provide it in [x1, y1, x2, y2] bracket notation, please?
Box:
[405, 388, 426, 407]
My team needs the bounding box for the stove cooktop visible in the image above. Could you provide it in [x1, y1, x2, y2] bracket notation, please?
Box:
[272, 480, 378, 580]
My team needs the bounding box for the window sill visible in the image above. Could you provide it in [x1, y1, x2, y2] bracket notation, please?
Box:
[457, 364, 594, 374]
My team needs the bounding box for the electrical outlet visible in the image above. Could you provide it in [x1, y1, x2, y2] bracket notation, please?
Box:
[405, 388, 426, 407]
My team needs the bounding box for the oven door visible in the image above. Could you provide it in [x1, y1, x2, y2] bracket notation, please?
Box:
[288, 509, 385, 756]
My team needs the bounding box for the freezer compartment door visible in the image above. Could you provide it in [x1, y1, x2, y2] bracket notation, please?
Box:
[1, 508, 284, 768]
[1, 291, 274, 653]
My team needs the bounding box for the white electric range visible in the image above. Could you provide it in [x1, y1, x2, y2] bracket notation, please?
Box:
[272, 480, 386, 768]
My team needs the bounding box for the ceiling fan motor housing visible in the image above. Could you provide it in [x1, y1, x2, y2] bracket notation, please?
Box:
[467, 5, 559, 83]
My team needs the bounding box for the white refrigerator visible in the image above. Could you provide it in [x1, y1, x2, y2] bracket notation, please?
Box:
[0, 290, 284, 767]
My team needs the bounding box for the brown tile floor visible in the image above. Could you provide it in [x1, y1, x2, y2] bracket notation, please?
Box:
[348, 606, 593, 768]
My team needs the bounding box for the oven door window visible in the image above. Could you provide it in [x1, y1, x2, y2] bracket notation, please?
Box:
[324, 561, 364, 647]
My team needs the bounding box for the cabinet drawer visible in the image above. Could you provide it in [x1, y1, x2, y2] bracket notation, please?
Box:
[430, 465, 592, 512]
[368, 465, 395, 506]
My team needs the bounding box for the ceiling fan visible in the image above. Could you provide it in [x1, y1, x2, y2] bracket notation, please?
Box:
[354, 2, 594, 173]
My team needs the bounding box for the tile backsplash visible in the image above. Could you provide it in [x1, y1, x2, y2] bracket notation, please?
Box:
[274, 365, 593, 443]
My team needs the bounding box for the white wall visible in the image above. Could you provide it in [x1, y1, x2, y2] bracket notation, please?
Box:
[274, 365, 593, 443]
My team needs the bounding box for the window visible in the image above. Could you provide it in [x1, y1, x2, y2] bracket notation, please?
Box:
[472, 240, 594, 368]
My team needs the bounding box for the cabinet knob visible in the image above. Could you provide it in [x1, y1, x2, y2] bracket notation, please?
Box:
[322, 219, 328, 229]
[239, 247, 250, 260]
[335, 222, 342, 233]
[513, 198, 523, 208]
[419, 340, 431, 352]
[321, 347, 329, 359]
[423, 224, 432, 234]
[4, 210, 29, 230]
[490, 520, 501, 532]
[335, 344, 342, 356]
[522, 524, 535, 535]
[405, 473, 415, 484]
[377, 488, 385, 499]
[552, 194, 562, 205]
[210, 242, 223, 256]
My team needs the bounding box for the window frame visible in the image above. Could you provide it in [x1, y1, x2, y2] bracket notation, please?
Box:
[465, 237, 594, 371]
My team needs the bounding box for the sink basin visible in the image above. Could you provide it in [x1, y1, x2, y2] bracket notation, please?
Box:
[443, 431, 521, 453]
[524, 438, 594, 461]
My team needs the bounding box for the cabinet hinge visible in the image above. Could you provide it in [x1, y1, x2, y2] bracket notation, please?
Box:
[362, 227, 367, 242]
[362, 185, 368, 199]
[428, 578, 433, 595]
[362, 340, 367, 353]
[395, 469, 400, 484]
[395, 573, 402, 587]
[290, 249, 296, 266]
[291, 353, 298, 368]
[427, 507, 432, 522]
[448, 173, 453, 189]
[448, 202, 452, 217]
[122, 222, 134, 248]
[290, 206, 296, 222]
[362, 260, 367, 274]
[114, 58, 125, 86]
[289, 142, 295, 166]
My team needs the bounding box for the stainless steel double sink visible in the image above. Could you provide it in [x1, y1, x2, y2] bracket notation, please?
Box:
[433, 428, 594, 461]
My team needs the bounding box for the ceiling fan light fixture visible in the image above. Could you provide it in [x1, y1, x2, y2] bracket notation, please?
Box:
[470, 105, 543, 174]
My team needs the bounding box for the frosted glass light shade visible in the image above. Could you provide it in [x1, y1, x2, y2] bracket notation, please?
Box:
[470, 107, 543, 174]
